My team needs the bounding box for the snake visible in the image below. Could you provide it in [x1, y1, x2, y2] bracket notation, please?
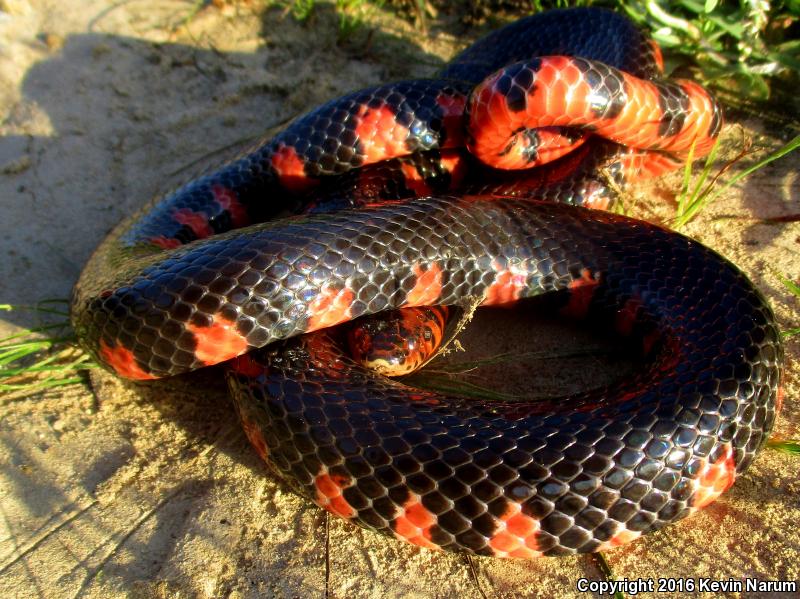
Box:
[71, 7, 783, 557]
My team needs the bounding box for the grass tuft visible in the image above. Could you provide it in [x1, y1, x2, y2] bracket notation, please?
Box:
[336, 0, 381, 41]
[277, 0, 381, 41]
[274, 1, 798, 106]
[286, 0, 316, 22]
[673, 133, 800, 228]
[767, 439, 800, 456]
[0, 301, 96, 394]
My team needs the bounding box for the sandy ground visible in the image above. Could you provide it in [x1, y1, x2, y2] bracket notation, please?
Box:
[0, 1, 798, 598]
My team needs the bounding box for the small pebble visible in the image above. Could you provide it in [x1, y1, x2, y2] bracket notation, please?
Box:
[40, 32, 64, 51]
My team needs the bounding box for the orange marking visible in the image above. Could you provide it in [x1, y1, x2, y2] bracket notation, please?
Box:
[615, 297, 642, 337]
[561, 268, 601, 319]
[642, 329, 662, 356]
[542, 58, 587, 122]
[173, 208, 213, 239]
[671, 81, 718, 157]
[617, 150, 644, 181]
[230, 354, 264, 378]
[587, 73, 719, 159]
[594, 527, 642, 551]
[469, 55, 719, 170]
[354, 103, 411, 164]
[241, 416, 269, 461]
[488, 501, 543, 559]
[405, 263, 443, 307]
[618, 149, 683, 181]
[527, 128, 588, 167]
[187, 314, 249, 365]
[211, 184, 249, 227]
[360, 199, 407, 210]
[459, 194, 496, 204]
[270, 143, 316, 193]
[314, 469, 356, 519]
[393, 493, 439, 550]
[307, 285, 355, 331]
[650, 39, 665, 74]
[435, 91, 467, 147]
[149, 235, 181, 249]
[399, 161, 432, 196]
[639, 152, 684, 179]
[99, 340, 157, 380]
[468, 71, 522, 167]
[581, 189, 612, 211]
[692, 444, 736, 509]
[482, 260, 528, 306]
[407, 391, 436, 402]
[654, 336, 682, 373]
[468, 57, 598, 169]
[303, 333, 348, 380]
[438, 149, 467, 189]
[776, 385, 784, 414]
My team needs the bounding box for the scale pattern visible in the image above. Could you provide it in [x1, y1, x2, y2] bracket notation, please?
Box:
[227, 198, 782, 556]
[70, 7, 782, 557]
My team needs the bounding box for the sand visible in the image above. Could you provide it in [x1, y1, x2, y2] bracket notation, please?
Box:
[0, 1, 798, 597]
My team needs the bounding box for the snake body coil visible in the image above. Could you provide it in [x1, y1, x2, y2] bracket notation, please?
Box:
[71, 8, 783, 557]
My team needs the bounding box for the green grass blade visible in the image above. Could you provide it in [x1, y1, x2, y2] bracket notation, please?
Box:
[592, 552, 626, 599]
[408, 343, 621, 402]
[0, 376, 87, 392]
[674, 135, 724, 227]
[1, 350, 94, 377]
[0, 301, 91, 392]
[676, 139, 698, 219]
[0, 302, 70, 317]
[0, 320, 72, 336]
[777, 274, 800, 298]
[673, 136, 722, 228]
[689, 135, 722, 196]
[0, 336, 75, 357]
[428, 346, 614, 375]
[403, 373, 521, 402]
[767, 439, 800, 456]
[0, 345, 50, 366]
[0, 334, 74, 350]
[777, 274, 800, 337]
[674, 135, 800, 228]
[705, 134, 800, 201]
